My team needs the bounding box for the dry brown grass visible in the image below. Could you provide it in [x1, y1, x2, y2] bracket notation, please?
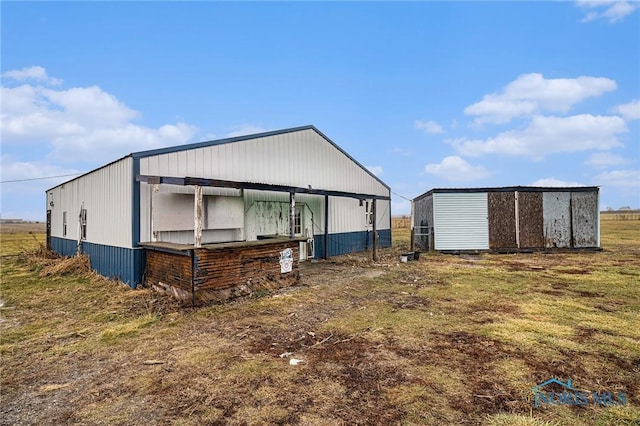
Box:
[601, 211, 640, 221]
[37, 254, 92, 277]
[0, 222, 46, 234]
[392, 216, 411, 229]
[0, 220, 638, 425]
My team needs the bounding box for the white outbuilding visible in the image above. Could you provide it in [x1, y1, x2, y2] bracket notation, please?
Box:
[46, 126, 391, 291]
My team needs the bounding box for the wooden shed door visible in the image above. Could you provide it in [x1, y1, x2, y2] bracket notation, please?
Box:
[488, 192, 516, 249]
[517, 192, 544, 248]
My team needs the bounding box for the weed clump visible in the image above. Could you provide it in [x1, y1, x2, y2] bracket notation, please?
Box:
[39, 254, 91, 277]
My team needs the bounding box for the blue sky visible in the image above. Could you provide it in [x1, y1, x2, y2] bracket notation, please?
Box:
[2, 1, 639, 221]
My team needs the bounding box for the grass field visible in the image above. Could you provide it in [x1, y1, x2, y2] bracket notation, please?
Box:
[1, 220, 639, 425]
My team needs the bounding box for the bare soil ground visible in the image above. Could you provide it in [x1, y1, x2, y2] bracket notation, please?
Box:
[1, 221, 639, 425]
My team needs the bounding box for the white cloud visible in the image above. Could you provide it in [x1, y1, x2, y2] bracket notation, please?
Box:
[584, 152, 628, 168]
[594, 169, 640, 187]
[577, 0, 639, 23]
[2, 65, 62, 86]
[0, 67, 197, 162]
[530, 178, 585, 187]
[391, 197, 411, 215]
[392, 147, 413, 157]
[50, 122, 197, 162]
[366, 165, 384, 177]
[612, 99, 640, 121]
[415, 119, 444, 134]
[449, 114, 627, 159]
[0, 155, 83, 219]
[226, 125, 266, 138]
[424, 156, 491, 181]
[464, 73, 616, 124]
[0, 155, 78, 182]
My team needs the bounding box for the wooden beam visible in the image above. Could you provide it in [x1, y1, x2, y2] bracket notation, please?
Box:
[136, 174, 390, 201]
[194, 185, 203, 248]
[151, 183, 159, 242]
[289, 192, 296, 239]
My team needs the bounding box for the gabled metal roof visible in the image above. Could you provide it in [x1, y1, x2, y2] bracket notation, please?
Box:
[47, 125, 389, 192]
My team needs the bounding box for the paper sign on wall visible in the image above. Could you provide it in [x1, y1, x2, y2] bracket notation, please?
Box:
[280, 248, 293, 273]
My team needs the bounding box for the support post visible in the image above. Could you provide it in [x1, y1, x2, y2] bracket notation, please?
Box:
[151, 183, 159, 242]
[289, 192, 296, 239]
[194, 185, 203, 248]
[77, 202, 84, 256]
[372, 198, 379, 262]
[324, 195, 329, 259]
[410, 200, 415, 251]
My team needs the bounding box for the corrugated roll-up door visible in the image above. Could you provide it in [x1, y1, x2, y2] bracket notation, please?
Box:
[434, 193, 489, 250]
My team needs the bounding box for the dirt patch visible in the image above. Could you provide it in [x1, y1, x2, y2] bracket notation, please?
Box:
[391, 331, 525, 415]
[574, 326, 598, 342]
[537, 289, 565, 296]
[502, 261, 547, 272]
[389, 294, 431, 311]
[301, 338, 412, 425]
[594, 301, 626, 313]
[572, 290, 603, 298]
[557, 268, 592, 275]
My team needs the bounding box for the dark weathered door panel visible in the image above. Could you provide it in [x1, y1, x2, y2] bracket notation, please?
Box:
[488, 192, 516, 249]
[518, 192, 544, 248]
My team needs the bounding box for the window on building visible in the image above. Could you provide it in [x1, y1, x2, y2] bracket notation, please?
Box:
[80, 209, 87, 240]
[63, 211, 67, 236]
[365, 200, 373, 229]
[294, 207, 302, 235]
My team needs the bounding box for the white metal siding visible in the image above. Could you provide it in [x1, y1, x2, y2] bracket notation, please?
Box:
[139, 128, 388, 197]
[244, 191, 321, 240]
[138, 128, 390, 242]
[433, 193, 489, 250]
[138, 183, 241, 242]
[47, 157, 133, 248]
